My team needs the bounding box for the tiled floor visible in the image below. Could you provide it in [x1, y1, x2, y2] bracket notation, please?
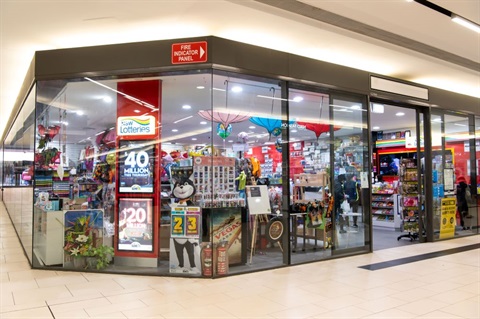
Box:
[1, 203, 479, 319]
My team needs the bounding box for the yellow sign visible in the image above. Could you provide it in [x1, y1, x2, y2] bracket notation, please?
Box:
[439, 198, 456, 239]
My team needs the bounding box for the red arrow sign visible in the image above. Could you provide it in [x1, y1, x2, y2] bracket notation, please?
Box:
[171, 41, 207, 64]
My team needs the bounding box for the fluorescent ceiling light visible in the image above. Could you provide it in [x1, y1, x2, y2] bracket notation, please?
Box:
[452, 15, 480, 33]
[396, 112, 405, 116]
[174, 116, 193, 124]
[373, 126, 380, 130]
[182, 104, 192, 110]
[196, 86, 205, 89]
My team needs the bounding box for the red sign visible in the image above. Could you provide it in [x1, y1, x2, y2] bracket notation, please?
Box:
[171, 41, 207, 64]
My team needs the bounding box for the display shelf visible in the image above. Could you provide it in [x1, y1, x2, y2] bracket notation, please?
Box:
[192, 156, 244, 208]
[398, 159, 420, 241]
[372, 193, 399, 229]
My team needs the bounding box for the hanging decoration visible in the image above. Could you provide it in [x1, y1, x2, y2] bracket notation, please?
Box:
[249, 87, 283, 140]
[36, 124, 62, 169]
[197, 80, 250, 135]
[217, 123, 232, 139]
[275, 138, 283, 153]
[198, 109, 250, 128]
[296, 96, 341, 140]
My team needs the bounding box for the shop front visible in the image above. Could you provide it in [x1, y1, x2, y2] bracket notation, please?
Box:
[1, 36, 478, 278]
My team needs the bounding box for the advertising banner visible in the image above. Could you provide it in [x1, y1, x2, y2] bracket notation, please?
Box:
[169, 207, 202, 274]
[439, 198, 456, 239]
[118, 140, 154, 193]
[118, 198, 153, 251]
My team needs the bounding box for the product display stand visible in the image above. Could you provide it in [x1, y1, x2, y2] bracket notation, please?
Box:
[398, 158, 420, 241]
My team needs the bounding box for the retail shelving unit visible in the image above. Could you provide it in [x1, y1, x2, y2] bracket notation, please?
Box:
[398, 158, 420, 241]
[372, 193, 398, 229]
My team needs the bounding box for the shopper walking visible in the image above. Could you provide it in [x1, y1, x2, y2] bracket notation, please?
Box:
[456, 176, 468, 230]
[345, 174, 360, 227]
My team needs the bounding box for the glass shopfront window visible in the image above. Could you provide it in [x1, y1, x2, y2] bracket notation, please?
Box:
[330, 94, 369, 253]
[2, 85, 36, 263]
[431, 111, 478, 240]
[31, 71, 291, 276]
[288, 87, 369, 263]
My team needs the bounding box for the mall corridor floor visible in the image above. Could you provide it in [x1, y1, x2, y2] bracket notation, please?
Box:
[1, 203, 479, 319]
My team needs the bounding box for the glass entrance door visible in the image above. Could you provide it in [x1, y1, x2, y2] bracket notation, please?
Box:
[370, 102, 425, 249]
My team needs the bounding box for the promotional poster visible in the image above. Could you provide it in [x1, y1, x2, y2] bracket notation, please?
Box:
[118, 198, 153, 251]
[210, 208, 243, 265]
[118, 140, 154, 193]
[169, 207, 202, 274]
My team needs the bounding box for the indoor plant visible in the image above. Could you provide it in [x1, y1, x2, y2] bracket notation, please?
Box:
[89, 245, 114, 270]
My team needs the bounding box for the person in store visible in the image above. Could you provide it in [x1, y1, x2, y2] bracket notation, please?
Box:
[334, 174, 347, 233]
[455, 175, 469, 230]
[345, 174, 360, 228]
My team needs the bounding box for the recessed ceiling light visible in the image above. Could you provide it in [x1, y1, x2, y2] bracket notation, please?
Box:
[249, 126, 256, 129]
[192, 138, 197, 141]
[76, 111, 84, 116]
[182, 104, 191, 110]
[291, 129, 298, 133]
[373, 126, 380, 130]
[200, 121, 207, 125]
[134, 109, 141, 113]
[231, 86, 242, 93]
[172, 129, 178, 132]
[103, 96, 112, 103]
[292, 96, 303, 102]
[196, 86, 205, 89]
[396, 112, 405, 116]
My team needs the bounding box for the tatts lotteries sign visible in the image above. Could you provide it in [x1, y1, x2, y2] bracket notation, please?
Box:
[117, 116, 156, 137]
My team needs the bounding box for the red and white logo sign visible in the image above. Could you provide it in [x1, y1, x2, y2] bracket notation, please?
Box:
[171, 41, 207, 64]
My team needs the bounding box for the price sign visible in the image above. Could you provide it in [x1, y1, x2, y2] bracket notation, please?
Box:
[170, 207, 201, 238]
[118, 140, 154, 193]
[171, 213, 186, 237]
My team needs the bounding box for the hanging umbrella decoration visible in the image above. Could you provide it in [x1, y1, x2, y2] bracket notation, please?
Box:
[296, 96, 341, 140]
[197, 80, 250, 140]
[197, 109, 250, 139]
[249, 87, 295, 140]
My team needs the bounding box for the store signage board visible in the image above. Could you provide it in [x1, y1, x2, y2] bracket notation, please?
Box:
[117, 116, 156, 137]
[118, 198, 153, 252]
[171, 41, 207, 64]
[246, 185, 271, 215]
